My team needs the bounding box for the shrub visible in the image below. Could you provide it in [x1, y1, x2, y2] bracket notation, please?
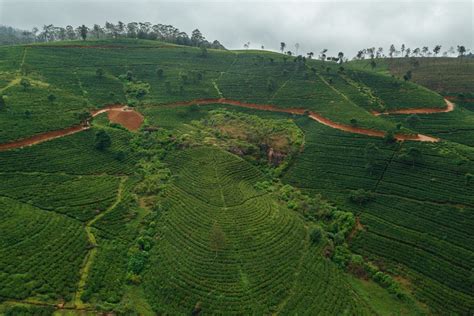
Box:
[96, 68, 104, 78]
[309, 227, 322, 244]
[47, 94, 56, 103]
[94, 130, 112, 150]
[349, 189, 375, 205]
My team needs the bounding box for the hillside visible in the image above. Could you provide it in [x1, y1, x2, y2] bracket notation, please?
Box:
[0, 39, 472, 315]
[348, 57, 474, 95]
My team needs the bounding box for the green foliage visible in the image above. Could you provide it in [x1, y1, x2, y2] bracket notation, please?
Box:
[4, 305, 54, 316]
[350, 189, 375, 205]
[310, 226, 323, 244]
[47, 93, 56, 103]
[20, 78, 30, 90]
[95, 129, 112, 150]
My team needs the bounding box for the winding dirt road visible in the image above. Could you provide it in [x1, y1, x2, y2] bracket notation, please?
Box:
[372, 99, 454, 116]
[0, 105, 138, 152]
[0, 98, 453, 151]
[162, 98, 442, 142]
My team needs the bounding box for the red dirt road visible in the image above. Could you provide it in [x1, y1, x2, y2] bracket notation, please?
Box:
[0, 97, 449, 152]
[0, 105, 142, 151]
[372, 99, 454, 116]
[163, 98, 440, 142]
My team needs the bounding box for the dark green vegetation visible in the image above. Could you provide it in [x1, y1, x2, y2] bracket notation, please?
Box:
[0, 39, 472, 315]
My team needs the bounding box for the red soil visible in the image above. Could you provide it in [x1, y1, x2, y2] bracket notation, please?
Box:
[107, 108, 144, 131]
[372, 99, 454, 116]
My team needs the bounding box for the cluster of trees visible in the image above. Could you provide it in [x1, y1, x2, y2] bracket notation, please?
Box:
[0, 22, 225, 49]
[277, 42, 345, 64]
[354, 44, 469, 60]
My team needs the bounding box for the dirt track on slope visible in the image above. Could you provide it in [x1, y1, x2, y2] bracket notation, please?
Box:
[372, 99, 455, 116]
[163, 98, 440, 142]
[0, 97, 449, 152]
[0, 105, 142, 151]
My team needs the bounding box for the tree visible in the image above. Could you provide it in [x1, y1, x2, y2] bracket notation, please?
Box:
[243, 42, 250, 49]
[365, 143, 380, 174]
[307, 52, 314, 59]
[0, 95, 5, 108]
[47, 94, 56, 103]
[384, 130, 396, 144]
[261, 45, 264, 50]
[457, 45, 466, 57]
[92, 24, 103, 39]
[295, 43, 300, 55]
[422, 46, 429, 56]
[191, 29, 205, 46]
[126, 70, 134, 81]
[400, 147, 423, 167]
[76, 111, 92, 123]
[96, 68, 104, 78]
[405, 48, 411, 57]
[94, 130, 112, 150]
[350, 118, 357, 127]
[20, 78, 30, 90]
[350, 189, 375, 205]
[403, 70, 412, 81]
[267, 78, 276, 92]
[433, 45, 442, 56]
[337, 52, 344, 64]
[320, 49, 328, 61]
[310, 227, 323, 244]
[156, 68, 164, 78]
[280, 42, 286, 53]
[406, 114, 420, 127]
[401, 44, 405, 56]
[465, 173, 473, 185]
[389, 44, 396, 58]
[79, 24, 88, 41]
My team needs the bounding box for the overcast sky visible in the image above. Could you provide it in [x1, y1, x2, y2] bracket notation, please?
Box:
[0, 0, 472, 57]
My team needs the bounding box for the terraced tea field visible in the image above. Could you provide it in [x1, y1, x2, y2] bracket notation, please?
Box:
[0, 39, 472, 315]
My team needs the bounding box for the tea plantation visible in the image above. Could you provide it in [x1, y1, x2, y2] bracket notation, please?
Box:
[0, 39, 472, 315]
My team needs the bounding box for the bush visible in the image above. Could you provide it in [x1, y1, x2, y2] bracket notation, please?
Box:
[349, 189, 375, 205]
[94, 130, 112, 150]
[309, 227, 322, 244]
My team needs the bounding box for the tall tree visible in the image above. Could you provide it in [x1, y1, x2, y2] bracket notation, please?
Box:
[433, 45, 442, 56]
[280, 42, 286, 53]
[78, 25, 88, 41]
[401, 44, 406, 56]
[389, 44, 396, 58]
[421, 46, 429, 56]
[320, 49, 328, 61]
[457, 45, 466, 57]
[337, 52, 344, 64]
[191, 29, 205, 46]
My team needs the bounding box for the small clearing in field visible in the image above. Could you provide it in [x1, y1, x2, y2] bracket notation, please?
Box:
[107, 108, 144, 131]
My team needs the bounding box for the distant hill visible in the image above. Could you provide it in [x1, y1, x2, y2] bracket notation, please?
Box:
[348, 57, 474, 95]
